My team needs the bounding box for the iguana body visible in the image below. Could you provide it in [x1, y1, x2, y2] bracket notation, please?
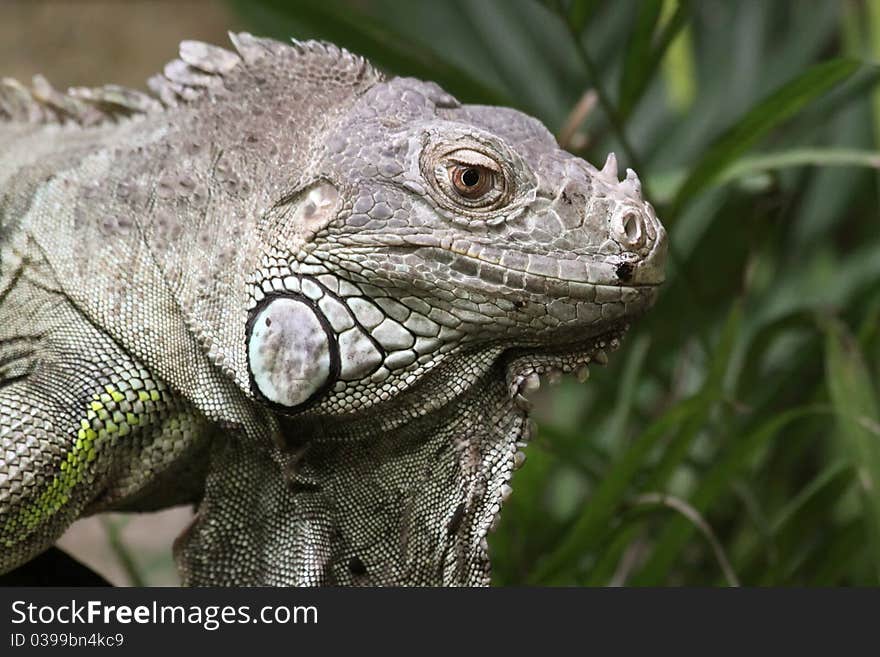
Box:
[0, 35, 666, 585]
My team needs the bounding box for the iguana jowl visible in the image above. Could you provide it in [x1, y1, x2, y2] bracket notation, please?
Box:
[0, 34, 667, 585]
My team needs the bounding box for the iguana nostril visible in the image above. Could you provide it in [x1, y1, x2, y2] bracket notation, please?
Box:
[623, 212, 640, 241]
[615, 261, 634, 282]
[612, 207, 646, 249]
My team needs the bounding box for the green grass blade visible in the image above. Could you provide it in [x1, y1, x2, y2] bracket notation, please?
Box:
[617, 0, 663, 120]
[736, 461, 852, 585]
[605, 334, 651, 456]
[660, 0, 696, 112]
[632, 406, 830, 585]
[824, 317, 880, 581]
[528, 395, 703, 584]
[644, 301, 742, 490]
[530, 303, 741, 584]
[869, 0, 880, 143]
[566, 0, 602, 33]
[769, 460, 851, 536]
[631, 492, 740, 586]
[583, 521, 644, 586]
[619, 0, 691, 120]
[101, 516, 145, 587]
[719, 148, 880, 183]
[810, 519, 867, 585]
[651, 148, 880, 204]
[670, 58, 864, 216]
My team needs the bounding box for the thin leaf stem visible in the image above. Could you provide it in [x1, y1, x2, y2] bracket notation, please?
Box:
[632, 492, 740, 587]
[101, 516, 145, 587]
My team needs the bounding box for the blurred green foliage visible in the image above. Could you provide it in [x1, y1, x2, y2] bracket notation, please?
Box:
[228, 0, 880, 585]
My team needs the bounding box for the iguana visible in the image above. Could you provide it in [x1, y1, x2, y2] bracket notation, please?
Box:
[0, 34, 667, 586]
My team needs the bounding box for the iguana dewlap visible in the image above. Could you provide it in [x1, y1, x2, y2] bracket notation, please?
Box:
[0, 34, 667, 585]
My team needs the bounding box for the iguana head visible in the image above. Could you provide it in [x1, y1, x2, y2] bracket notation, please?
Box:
[246, 76, 666, 417]
[154, 35, 666, 585]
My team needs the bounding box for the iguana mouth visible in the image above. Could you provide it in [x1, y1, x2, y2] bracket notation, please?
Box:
[435, 241, 665, 286]
[338, 240, 666, 293]
[504, 324, 630, 411]
[436, 248, 664, 299]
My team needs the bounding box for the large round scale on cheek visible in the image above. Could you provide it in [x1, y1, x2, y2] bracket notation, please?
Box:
[247, 297, 332, 408]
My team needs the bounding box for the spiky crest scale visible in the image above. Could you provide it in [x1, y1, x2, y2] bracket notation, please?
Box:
[0, 33, 382, 126]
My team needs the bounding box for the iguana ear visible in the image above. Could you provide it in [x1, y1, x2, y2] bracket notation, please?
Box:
[175, 357, 529, 586]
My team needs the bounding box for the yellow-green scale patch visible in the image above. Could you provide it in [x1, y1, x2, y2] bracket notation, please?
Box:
[2, 383, 162, 546]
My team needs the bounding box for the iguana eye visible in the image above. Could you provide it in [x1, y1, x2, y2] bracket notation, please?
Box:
[451, 165, 494, 199]
[431, 148, 508, 211]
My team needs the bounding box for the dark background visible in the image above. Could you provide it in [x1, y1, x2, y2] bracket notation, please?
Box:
[4, 0, 879, 586]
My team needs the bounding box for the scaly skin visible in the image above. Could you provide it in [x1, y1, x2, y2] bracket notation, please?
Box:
[0, 34, 667, 585]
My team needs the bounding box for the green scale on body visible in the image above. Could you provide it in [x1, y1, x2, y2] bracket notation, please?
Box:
[3, 376, 171, 543]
